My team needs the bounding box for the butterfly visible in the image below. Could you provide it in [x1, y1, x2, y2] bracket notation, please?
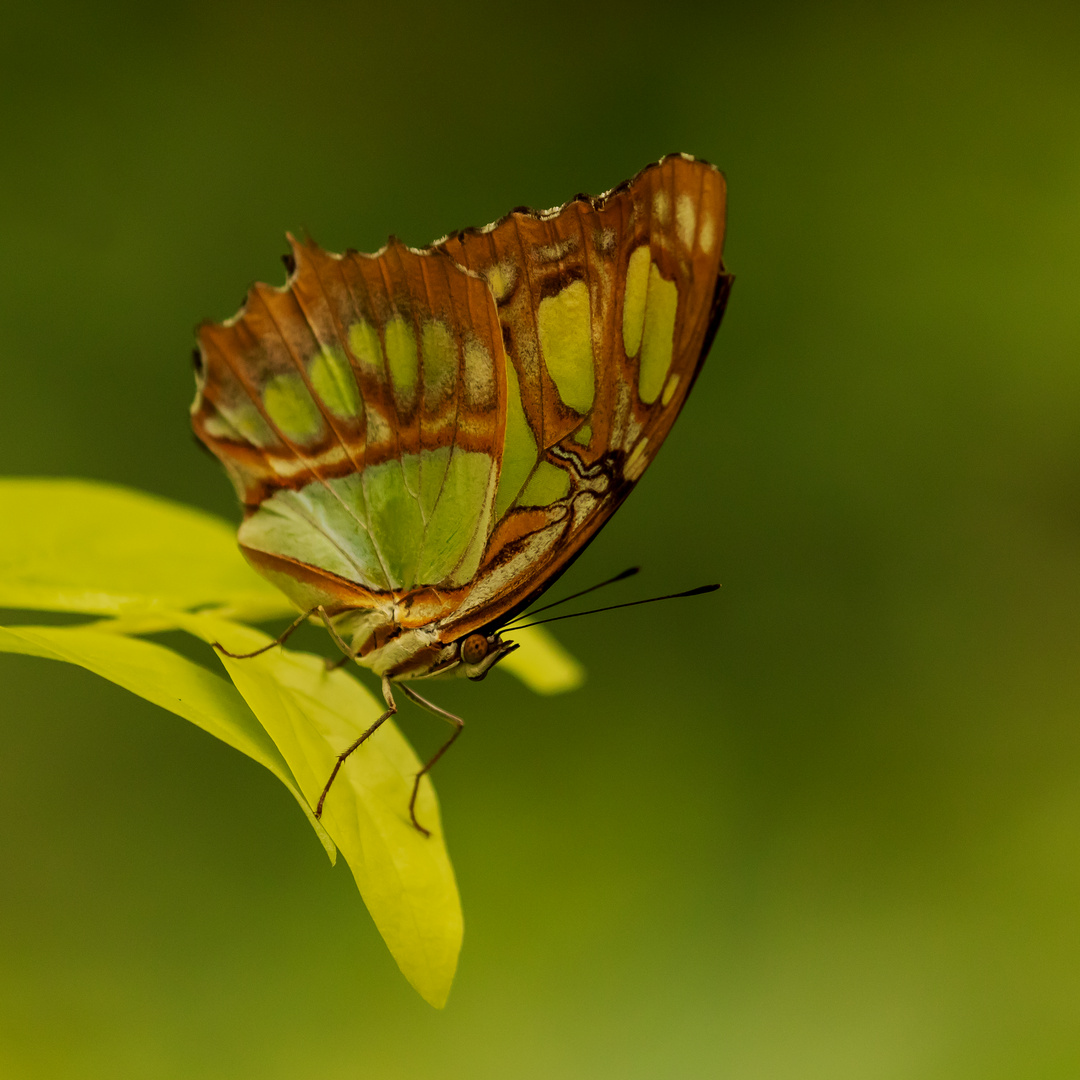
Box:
[191, 153, 733, 832]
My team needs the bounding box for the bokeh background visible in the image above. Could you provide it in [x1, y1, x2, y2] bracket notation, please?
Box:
[2, 1, 1080, 1076]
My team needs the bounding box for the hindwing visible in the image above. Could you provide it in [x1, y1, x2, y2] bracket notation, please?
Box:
[193, 237, 507, 622]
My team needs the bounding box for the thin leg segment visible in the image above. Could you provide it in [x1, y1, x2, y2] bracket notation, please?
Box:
[315, 675, 397, 819]
[315, 607, 358, 672]
[316, 606, 356, 661]
[400, 684, 465, 838]
[211, 607, 314, 659]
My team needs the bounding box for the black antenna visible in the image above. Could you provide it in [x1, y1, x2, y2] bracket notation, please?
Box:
[506, 583, 720, 631]
[503, 566, 640, 628]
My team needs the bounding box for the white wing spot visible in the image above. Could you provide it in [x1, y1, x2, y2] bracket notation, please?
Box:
[653, 189, 671, 224]
[535, 236, 578, 263]
[699, 213, 716, 255]
[572, 491, 599, 527]
[676, 194, 696, 250]
[485, 260, 518, 302]
[611, 381, 631, 450]
[464, 335, 496, 408]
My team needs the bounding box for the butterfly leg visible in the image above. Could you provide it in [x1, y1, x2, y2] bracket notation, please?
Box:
[400, 685, 464, 838]
[315, 605, 358, 670]
[211, 607, 314, 658]
[314, 675, 397, 819]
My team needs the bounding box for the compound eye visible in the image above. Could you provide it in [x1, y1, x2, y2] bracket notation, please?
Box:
[461, 633, 489, 666]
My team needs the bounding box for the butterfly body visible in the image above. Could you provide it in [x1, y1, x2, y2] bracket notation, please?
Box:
[192, 153, 732, 688]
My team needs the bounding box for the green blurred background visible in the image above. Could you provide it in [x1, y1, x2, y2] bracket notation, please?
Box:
[2, 0, 1080, 1075]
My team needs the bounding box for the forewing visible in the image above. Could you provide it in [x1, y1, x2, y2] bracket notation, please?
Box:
[433, 154, 733, 636]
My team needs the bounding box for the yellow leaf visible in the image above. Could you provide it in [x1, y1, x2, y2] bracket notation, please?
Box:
[0, 478, 292, 621]
[174, 613, 462, 1008]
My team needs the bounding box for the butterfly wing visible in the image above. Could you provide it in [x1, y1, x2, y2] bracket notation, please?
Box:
[429, 153, 733, 637]
[191, 154, 731, 661]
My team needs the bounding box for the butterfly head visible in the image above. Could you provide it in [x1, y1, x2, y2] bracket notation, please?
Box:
[452, 632, 518, 681]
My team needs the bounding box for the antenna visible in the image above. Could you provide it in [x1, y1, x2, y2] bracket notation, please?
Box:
[504, 583, 720, 631]
[504, 566, 640, 626]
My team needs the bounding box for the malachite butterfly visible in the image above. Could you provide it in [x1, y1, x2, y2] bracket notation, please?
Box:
[191, 153, 733, 831]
